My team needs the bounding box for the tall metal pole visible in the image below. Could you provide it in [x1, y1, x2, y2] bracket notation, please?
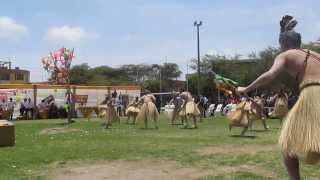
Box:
[159, 65, 162, 109]
[194, 21, 202, 97]
[186, 61, 189, 92]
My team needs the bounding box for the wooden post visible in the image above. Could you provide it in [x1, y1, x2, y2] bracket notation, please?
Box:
[33, 84, 37, 120]
[107, 87, 111, 98]
[72, 86, 76, 118]
[67, 84, 72, 123]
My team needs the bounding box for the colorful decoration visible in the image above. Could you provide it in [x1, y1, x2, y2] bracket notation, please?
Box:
[41, 47, 75, 84]
[214, 74, 239, 96]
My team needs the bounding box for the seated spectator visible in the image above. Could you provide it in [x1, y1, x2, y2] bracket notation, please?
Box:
[48, 102, 59, 119]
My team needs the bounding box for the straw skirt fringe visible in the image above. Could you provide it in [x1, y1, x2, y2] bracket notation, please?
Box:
[228, 101, 249, 127]
[136, 102, 159, 122]
[179, 101, 200, 116]
[279, 86, 320, 164]
[98, 105, 119, 125]
[274, 97, 288, 119]
[126, 106, 140, 114]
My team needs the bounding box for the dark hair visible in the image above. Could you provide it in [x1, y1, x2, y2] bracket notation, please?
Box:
[279, 15, 301, 50]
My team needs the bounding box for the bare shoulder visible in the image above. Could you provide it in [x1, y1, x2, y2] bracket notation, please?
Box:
[279, 49, 306, 60]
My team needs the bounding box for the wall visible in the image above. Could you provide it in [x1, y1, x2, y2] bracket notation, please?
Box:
[0, 84, 141, 118]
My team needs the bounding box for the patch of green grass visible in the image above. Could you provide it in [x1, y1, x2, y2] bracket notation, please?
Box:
[0, 115, 319, 179]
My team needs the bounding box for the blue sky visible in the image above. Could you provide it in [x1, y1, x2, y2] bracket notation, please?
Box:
[0, 0, 319, 82]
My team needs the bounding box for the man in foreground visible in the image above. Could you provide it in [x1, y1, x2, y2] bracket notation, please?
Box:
[237, 15, 320, 180]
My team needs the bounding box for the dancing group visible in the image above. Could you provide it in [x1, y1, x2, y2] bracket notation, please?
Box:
[100, 90, 201, 129]
[98, 15, 318, 179]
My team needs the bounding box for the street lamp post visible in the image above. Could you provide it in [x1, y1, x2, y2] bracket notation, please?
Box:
[186, 61, 189, 92]
[159, 65, 162, 109]
[152, 64, 162, 111]
[194, 21, 202, 97]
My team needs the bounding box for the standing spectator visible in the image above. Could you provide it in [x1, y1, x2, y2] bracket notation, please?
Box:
[7, 98, 16, 120]
[122, 95, 128, 116]
[199, 95, 208, 118]
[26, 98, 34, 119]
[116, 96, 122, 116]
[112, 90, 118, 99]
[0, 98, 7, 111]
[20, 98, 28, 118]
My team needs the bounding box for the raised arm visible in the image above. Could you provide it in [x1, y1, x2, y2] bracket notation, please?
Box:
[237, 53, 287, 94]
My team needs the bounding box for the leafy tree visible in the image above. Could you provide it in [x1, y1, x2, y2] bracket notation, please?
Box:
[69, 62, 182, 92]
[70, 63, 92, 84]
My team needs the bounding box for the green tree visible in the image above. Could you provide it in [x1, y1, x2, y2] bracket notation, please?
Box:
[70, 63, 91, 84]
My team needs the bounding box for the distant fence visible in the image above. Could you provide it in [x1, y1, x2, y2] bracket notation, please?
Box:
[0, 84, 141, 119]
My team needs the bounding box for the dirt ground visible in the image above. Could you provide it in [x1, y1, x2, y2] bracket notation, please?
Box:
[51, 160, 213, 180]
[49, 144, 278, 179]
[51, 158, 276, 180]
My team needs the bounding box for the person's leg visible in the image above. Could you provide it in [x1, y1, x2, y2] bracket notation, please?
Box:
[193, 116, 198, 128]
[31, 108, 34, 119]
[261, 118, 269, 130]
[105, 119, 110, 129]
[126, 114, 130, 124]
[180, 115, 184, 125]
[283, 154, 300, 180]
[171, 111, 177, 125]
[10, 110, 13, 120]
[144, 112, 148, 129]
[153, 116, 158, 129]
[241, 126, 248, 136]
[25, 108, 29, 120]
[183, 116, 189, 128]
[133, 114, 137, 125]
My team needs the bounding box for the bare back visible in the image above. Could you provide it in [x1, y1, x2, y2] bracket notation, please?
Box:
[180, 91, 193, 102]
[284, 49, 320, 84]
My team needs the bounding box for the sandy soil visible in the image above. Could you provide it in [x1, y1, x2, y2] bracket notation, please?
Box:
[51, 160, 213, 180]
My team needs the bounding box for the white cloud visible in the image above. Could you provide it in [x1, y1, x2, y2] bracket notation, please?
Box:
[44, 26, 98, 42]
[0, 16, 27, 40]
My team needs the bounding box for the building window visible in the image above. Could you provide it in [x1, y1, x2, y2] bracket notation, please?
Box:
[15, 73, 24, 81]
[0, 73, 10, 81]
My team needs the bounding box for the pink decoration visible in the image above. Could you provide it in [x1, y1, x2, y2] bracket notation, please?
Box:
[41, 47, 75, 84]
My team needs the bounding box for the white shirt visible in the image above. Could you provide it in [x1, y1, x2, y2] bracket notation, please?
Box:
[0, 101, 7, 110]
[7, 101, 15, 110]
[24, 101, 34, 109]
[22, 101, 28, 108]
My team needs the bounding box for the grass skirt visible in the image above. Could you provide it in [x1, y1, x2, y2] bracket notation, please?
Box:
[126, 106, 140, 114]
[274, 98, 288, 118]
[99, 105, 119, 124]
[136, 102, 159, 122]
[228, 101, 263, 127]
[228, 102, 249, 127]
[179, 101, 200, 116]
[279, 86, 320, 164]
